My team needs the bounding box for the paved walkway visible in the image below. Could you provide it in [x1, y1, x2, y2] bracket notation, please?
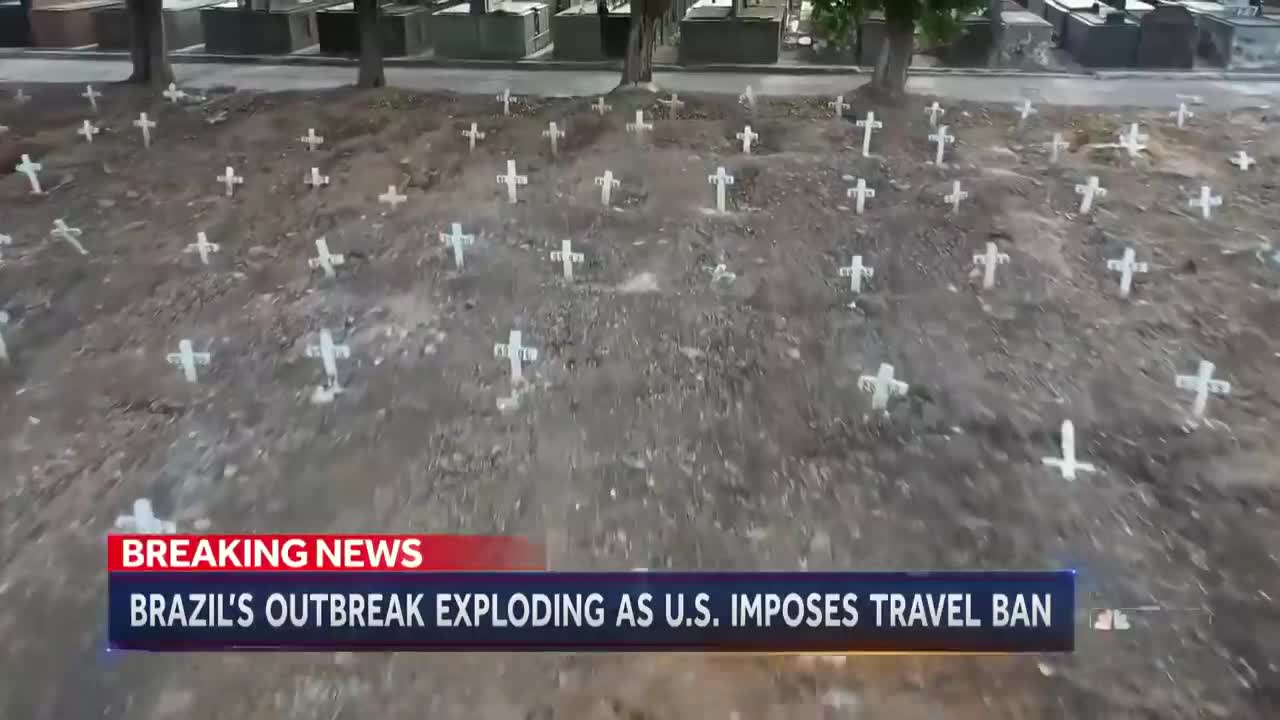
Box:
[3, 58, 1280, 108]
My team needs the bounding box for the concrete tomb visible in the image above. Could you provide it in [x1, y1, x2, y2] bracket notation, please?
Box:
[1137, 4, 1197, 69]
[201, 0, 344, 55]
[680, 0, 785, 65]
[1064, 6, 1140, 68]
[317, 2, 431, 57]
[433, 0, 552, 60]
[1198, 13, 1280, 70]
[0, 0, 32, 47]
[552, 0, 629, 60]
[29, 0, 121, 48]
[94, 0, 219, 51]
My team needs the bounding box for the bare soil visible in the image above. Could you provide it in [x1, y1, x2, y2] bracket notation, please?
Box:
[0, 82, 1277, 720]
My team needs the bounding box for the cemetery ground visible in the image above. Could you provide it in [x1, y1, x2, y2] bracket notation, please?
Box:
[1, 83, 1278, 720]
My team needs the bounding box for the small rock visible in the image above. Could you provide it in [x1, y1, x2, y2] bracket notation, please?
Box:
[125, 190, 139, 199]
[97, 198, 115, 209]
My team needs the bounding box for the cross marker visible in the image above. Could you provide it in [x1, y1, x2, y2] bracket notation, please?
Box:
[838, 255, 874, 304]
[51, 219, 87, 255]
[77, 120, 99, 143]
[115, 499, 176, 533]
[497, 88, 516, 116]
[543, 121, 565, 156]
[134, 112, 156, 148]
[15, 154, 42, 194]
[1075, 176, 1106, 215]
[305, 167, 330, 188]
[708, 166, 734, 213]
[846, 178, 875, 214]
[217, 166, 243, 197]
[1230, 151, 1255, 171]
[166, 339, 210, 383]
[859, 363, 908, 411]
[1050, 132, 1069, 163]
[550, 239, 584, 281]
[1170, 102, 1194, 128]
[973, 241, 1009, 289]
[379, 185, 407, 209]
[462, 122, 485, 151]
[185, 231, 220, 264]
[162, 83, 187, 104]
[1118, 123, 1147, 158]
[82, 84, 101, 112]
[1188, 185, 1222, 220]
[1041, 420, 1096, 480]
[829, 95, 850, 119]
[1106, 247, 1148, 299]
[626, 110, 652, 136]
[658, 93, 684, 118]
[305, 329, 350, 389]
[300, 128, 324, 151]
[944, 180, 968, 213]
[1016, 99, 1037, 126]
[308, 237, 345, 278]
[737, 125, 758, 154]
[591, 97, 611, 116]
[929, 125, 954, 165]
[595, 170, 620, 206]
[439, 222, 475, 270]
[496, 159, 527, 203]
[739, 85, 756, 110]
[1175, 360, 1231, 422]
[856, 111, 882, 157]
[494, 329, 538, 385]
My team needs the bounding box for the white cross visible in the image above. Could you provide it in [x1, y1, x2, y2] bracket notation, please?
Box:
[658, 93, 684, 118]
[300, 128, 324, 151]
[1170, 102, 1193, 128]
[1041, 420, 1096, 480]
[1075, 176, 1106, 215]
[737, 125, 758, 154]
[15, 154, 42, 194]
[462, 122, 485, 151]
[944, 180, 968, 213]
[82, 84, 101, 112]
[708, 166, 734, 213]
[497, 88, 516, 116]
[739, 85, 756, 110]
[925, 101, 945, 127]
[543, 121, 565, 156]
[497, 159, 528, 203]
[595, 169, 619, 206]
[439, 222, 474, 270]
[14, 88, 29, 104]
[626, 110, 652, 136]
[846, 178, 875, 214]
[217, 166, 243, 197]
[379, 184, 407, 209]
[929, 125, 953, 165]
[185, 231, 220, 264]
[308, 237, 345, 278]
[134, 112, 156, 148]
[306, 329, 350, 388]
[859, 363, 908, 411]
[0, 310, 8, 363]
[1016, 99, 1037, 126]
[166, 339, 210, 383]
[162, 82, 187, 104]
[856, 111, 882, 157]
[829, 95, 850, 119]
[115, 499, 176, 534]
[1050, 132, 1069, 164]
[1230, 150, 1255, 171]
[591, 97, 611, 116]
[1188, 185, 1222, 220]
[838, 255, 874, 299]
[305, 167, 330, 188]
[706, 264, 736, 284]
[494, 329, 537, 385]
[1118, 123, 1147, 158]
[51, 219, 87, 255]
[1106, 247, 1148, 299]
[1175, 359, 1231, 422]
[551, 239, 584, 281]
[973, 241, 1009, 289]
[77, 120, 99, 143]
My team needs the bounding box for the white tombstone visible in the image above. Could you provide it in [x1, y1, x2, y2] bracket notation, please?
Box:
[15, 154, 42, 194]
[308, 237, 345, 278]
[1105, 247, 1148, 299]
[1188, 185, 1221, 220]
[1041, 420, 1096, 480]
[846, 178, 875, 215]
[51, 219, 87, 255]
[1075, 176, 1106, 215]
[944, 180, 968, 213]
[1175, 360, 1230, 422]
[162, 82, 187, 104]
[305, 167, 330, 188]
[1118, 123, 1147, 158]
[925, 101, 945, 127]
[306, 329, 350, 388]
[497, 159, 528, 203]
[707, 166, 734, 213]
[184, 231, 220, 265]
[497, 88, 516, 116]
[591, 97, 611, 116]
[77, 120, 99, 143]
[856, 111, 882, 157]
[737, 125, 758, 154]
[595, 170, 620, 206]
[82, 84, 101, 112]
[1016, 99, 1037, 126]
[551, 239, 584, 281]
[543, 121, 565, 156]
[300, 128, 324, 151]
[133, 112, 156, 148]
[658, 93, 684, 118]
[0, 310, 8, 363]
[440, 222, 475, 270]
[859, 363, 908, 411]
[739, 85, 756, 111]
[494, 329, 537, 385]
[166, 339, 210, 383]
[217, 166, 243, 197]
[838, 255, 874, 300]
[973, 241, 1009, 290]
[462, 122, 485, 151]
[829, 95, 850, 119]
[379, 184, 407, 209]
[1050, 132, 1069, 164]
[929, 125, 953, 165]
[625, 110, 652, 136]
[115, 499, 176, 533]
[1170, 102, 1193, 128]
[1229, 150, 1255, 171]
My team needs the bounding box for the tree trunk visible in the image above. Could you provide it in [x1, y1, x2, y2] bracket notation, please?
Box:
[125, 0, 150, 84]
[869, 13, 913, 102]
[356, 0, 385, 88]
[618, 0, 659, 89]
[987, 0, 1004, 68]
[126, 0, 174, 88]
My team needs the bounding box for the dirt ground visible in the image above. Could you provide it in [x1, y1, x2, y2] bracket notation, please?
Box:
[0, 80, 1277, 720]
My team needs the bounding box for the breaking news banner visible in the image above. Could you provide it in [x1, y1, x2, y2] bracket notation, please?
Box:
[107, 534, 1075, 653]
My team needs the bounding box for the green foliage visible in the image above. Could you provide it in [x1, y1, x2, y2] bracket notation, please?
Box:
[810, 0, 987, 48]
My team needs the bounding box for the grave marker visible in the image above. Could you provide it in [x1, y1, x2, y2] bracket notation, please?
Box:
[1041, 420, 1096, 480]
[497, 159, 527, 203]
[167, 339, 210, 382]
[497, 88, 516, 116]
[462, 122, 486, 151]
[440, 222, 475, 270]
[829, 95, 850, 119]
[838, 255, 874, 299]
[82, 84, 100, 113]
[15, 154, 42, 194]
[737, 125, 758, 154]
[1230, 150, 1255, 170]
[925, 101, 945, 127]
[494, 329, 537, 385]
[115, 499, 177, 533]
[551, 239, 584, 281]
[185, 232, 220, 265]
[14, 88, 29, 104]
[626, 110, 652, 136]
[929, 125, 954, 165]
[162, 83, 187, 104]
[846, 178, 875, 215]
[0, 310, 8, 363]
[217, 166, 243, 197]
[300, 128, 324, 151]
[973, 241, 1009, 289]
[739, 85, 756, 111]
[1175, 359, 1230, 422]
[1016, 99, 1038, 126]
[658, 93, 684, 118]
[706, 264, 736, 283]
[859, 363, 908, 411]
[1188, 185, 1221, 220]
[595, 170, 619, 206]
[51, 219, 87, 255]
[543, 121, 565, 156]
[1050, 132, 1069, 163]
[945, 180, 968, 213]
[1170, 102, 1193, 128]
[856, 111, 882, 157]
[708, 166, 734, 213]
[591, 97, 611, 116]
[134, 112, 156, 148]
[379, 184, 407, 209]
[1075, 176, 1106, 215]
[305, 329, 350, 388]
[1118, 123, 1147, 158]
[308, 237, 345, 278]
[78, 120, 99, 143]
[1106, 247, 1148, 298]
[305, 167, 330, 188]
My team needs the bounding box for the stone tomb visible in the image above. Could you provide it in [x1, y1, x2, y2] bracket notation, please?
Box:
[1064, 7, 1139, 67]
[680, 0, 786, 65]
[93, 0, 221, 51]
[432, 0, 552, 60]
[317, 2, 431, 56]
[1136, 4, 1197, 68]
[201, 0, 344, 55]
[1198, 13, 1280, 70]
[0, 0, 32, 46]
[551, 0, 630, 60]
[28, 0, 120, 47]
